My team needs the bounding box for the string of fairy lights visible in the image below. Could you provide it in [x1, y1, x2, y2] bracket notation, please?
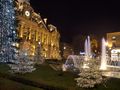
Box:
[0, 0, 18, 63]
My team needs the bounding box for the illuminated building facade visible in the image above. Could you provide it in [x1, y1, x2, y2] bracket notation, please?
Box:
[107, 32, 120, 61]
[107, 32, 120, 48]
[15, 0, 61, 60]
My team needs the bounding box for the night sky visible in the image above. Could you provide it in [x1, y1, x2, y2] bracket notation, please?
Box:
[30, 0, 120, 43]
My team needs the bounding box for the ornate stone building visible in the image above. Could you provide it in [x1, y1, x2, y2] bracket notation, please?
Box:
[15, 0, 61, 60]
[107, 32, 120, 61]
[107, 32, 120, 48]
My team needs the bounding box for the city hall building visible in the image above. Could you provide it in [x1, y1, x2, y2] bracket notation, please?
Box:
[15, 0, 61, 60]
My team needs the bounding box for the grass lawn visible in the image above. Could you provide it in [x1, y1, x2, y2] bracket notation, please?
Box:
[0, 78, 43, 90]
[0, 63, 10, 73]
[20, 64, 78, 89]
[1, 63, 120, 90]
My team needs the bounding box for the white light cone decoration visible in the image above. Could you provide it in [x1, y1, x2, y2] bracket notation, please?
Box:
[87, 36, 91, 57]
[83, 36, 91, 68]
[84, 36, 91, 61]
[100, 38, 107, 70]
[85, 39, 88, 61]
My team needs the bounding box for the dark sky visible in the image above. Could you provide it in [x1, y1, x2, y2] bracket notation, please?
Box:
[30, 0, 120, 43]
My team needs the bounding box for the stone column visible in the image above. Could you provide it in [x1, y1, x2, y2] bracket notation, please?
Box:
[36, 30, 38, 41]
[29, 27, 31, 40]
[19, 24, 24, 38]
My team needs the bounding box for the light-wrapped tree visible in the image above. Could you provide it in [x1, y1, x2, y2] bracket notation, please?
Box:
[9, 41, 36, 73]
[0, 0, 18, 63]
[75, 59, 105, 88]
[34, 42, 44, 64]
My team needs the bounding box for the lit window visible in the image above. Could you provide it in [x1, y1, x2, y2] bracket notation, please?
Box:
[64, 47, 66, 49]
[112, 36, 116, 40]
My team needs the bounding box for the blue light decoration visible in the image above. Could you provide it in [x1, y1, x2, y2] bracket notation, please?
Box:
[0, 0, 18, 63]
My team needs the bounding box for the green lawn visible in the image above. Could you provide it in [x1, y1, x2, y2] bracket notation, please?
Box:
[1, 63, 120, 90]
[20, 64, 78, 89]
[0, 63, 10, 73]
[0, 78, 43, 90]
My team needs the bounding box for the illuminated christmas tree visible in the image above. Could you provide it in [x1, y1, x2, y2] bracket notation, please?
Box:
[34, 42, 44, 64]
[75, 59, 104, 88]
[9, 41, 36, 73]
[0, 0, 18, 63]
[0, 0, 35, 73]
